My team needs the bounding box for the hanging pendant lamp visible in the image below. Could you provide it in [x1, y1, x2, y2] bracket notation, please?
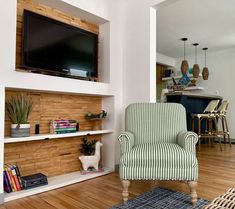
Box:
[202, 48, 209, 80]
[180, 38, 189, 75]
[192, 43, 200, 78]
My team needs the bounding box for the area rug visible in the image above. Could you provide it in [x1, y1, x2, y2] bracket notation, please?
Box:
[111, 187, 210, 209]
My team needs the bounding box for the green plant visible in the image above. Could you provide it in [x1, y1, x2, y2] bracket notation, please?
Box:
[80, 138, 97, 155]
[6, 94, 34, 125]
[85, 110, 107, 119]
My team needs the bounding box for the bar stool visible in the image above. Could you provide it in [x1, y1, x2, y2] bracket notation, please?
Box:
[215, 100, 231, 146]
[191, 99, 221, 151]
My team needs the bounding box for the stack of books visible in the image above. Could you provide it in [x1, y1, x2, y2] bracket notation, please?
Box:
[4, 164, 23, 193]
[50, 119, 78, 134]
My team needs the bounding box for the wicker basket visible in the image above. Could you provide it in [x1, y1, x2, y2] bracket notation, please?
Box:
[204, 188, 235, 209]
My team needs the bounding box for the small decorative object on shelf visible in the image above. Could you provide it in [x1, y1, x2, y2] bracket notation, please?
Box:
[21, 173, 48, 190]
[85, 110, 107, 120]
[85, 110, 107, 130]
[4, 164, 23, 193]
[50, 119, 78, 134]
[6, 94, 34, 138]
[173, 85, 185, 91]
[79, 138, 103, 174]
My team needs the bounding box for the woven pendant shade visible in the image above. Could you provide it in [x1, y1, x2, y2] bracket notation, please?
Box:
[193, 64, 200, 78]
[192, 43, 200, 78]
[181, 60, 189, 74]
[180, 38, 189, 74]
[202, 67, 209, 80]
[202, 48, 209, 80]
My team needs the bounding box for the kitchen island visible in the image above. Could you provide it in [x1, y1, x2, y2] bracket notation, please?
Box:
[166, 92, 223, 131]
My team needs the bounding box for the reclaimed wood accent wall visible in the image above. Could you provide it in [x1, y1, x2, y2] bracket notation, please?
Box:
[16, 0, 99, 68]
[5, 135, 102, 177]
[4, 90, 102, 177]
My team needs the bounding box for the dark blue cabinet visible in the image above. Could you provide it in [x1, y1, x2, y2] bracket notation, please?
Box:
[166, 93, 222, 132]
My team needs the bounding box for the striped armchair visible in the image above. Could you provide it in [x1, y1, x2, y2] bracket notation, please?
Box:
[118, 103, 198, 205]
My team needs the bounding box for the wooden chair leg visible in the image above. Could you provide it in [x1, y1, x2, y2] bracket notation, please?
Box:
[213, 117, 222, 151]
[224, 117, 231, 147]
[198, 118, 201, 151]
[122, 180, 130, 204]
[221, 117, 226, 143]
[188, 181, 198, 205]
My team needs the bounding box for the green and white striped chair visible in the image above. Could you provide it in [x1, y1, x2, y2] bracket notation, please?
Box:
[118, 103, 198, 205]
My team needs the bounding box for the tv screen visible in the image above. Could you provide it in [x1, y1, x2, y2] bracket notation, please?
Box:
[22, 10, 98, 78]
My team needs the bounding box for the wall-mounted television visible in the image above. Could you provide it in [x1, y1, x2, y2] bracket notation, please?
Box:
[22, 10, 98, 79]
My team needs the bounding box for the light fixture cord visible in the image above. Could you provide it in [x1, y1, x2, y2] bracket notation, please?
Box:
[195, 45, 197, 64]
[184, 41, 186, 60]
[205, 50, 207, 67]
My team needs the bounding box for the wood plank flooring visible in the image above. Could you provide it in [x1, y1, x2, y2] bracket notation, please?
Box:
[2, 143, 235, 209]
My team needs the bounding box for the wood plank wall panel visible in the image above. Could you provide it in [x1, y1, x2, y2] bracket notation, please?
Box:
[16, 0, 99, 69]
[5, 90, 102, 136]
[4, 90, 103, 177]
[5, 135, 101, 177]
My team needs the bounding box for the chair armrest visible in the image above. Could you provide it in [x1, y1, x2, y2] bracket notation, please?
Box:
[177, 131, 198, 153]
[118, 131, 135, 154]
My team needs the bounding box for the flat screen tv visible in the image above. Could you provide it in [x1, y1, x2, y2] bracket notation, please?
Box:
[22, 10, 98, 79]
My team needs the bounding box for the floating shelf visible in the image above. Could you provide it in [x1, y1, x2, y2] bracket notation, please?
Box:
[4, 130, 113, 144]
[4, 167, 113, 202]
[162, 74, 202, 81]
[184, 86, 204, 91]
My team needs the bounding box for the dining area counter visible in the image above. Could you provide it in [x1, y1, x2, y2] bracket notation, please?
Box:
[166, 92, 223, 131]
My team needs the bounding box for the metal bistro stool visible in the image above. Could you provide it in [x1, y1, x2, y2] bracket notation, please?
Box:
[215, 100, 231, 146]
[191, 100, 221, 151]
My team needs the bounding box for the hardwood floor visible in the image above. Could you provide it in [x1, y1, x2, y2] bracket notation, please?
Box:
[2, 143, 235, 209]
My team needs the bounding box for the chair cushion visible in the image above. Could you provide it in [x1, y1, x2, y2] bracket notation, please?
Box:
[120, 143, 197, 169]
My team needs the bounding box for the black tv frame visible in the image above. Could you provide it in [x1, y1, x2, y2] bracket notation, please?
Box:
[21, 10, 98, 80]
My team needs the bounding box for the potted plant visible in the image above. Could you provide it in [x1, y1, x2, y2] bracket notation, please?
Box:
[79, 138, 103, 171]
[85, 110, 107, 120]
[80, 138, 97, 155]
[6, 94, 34, 138]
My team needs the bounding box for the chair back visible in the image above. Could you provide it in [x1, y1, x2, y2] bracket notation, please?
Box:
[203, 100, 220, 113]
[125, 103, 187, 145]
[217, 100, 229, 114]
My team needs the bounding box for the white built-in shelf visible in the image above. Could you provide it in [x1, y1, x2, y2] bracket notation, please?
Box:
[4, 167, 113, 202]
[184, 86, 204, 91]
[162, 73, 202, 81]
[4, 130, 113, 144]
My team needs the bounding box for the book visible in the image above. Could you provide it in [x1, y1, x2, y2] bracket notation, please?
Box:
[3, 170, 12, 193]
[4, 165, 16, 192]
[55, 128, 76, 131]
[13, 165, 23, 189]
[56, 130, 77, 134]
[55, 125, 76, 128]
[8, 165, 21, 191]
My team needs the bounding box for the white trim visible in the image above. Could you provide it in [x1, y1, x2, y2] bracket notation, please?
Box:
[4, 168, 113, 202]
[4, 130, 113, 143]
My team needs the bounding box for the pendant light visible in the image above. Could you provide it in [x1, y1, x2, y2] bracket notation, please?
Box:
[192, 43, 200, 78]
[202, 48, 209, 80]
[180, 38, 189, 75]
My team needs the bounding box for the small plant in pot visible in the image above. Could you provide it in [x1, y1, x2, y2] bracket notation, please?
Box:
[6, 94, 34, 138]
[79, 138, 103, 171]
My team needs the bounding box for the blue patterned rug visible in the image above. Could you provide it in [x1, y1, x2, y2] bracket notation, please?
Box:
[111, 187, 210, 209]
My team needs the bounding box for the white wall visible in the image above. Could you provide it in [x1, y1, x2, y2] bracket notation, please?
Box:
[122, 0, 169, 107]
[175, 48, 235, 138]
[0, 0, 124, 195]
[156, 52, 177, 67]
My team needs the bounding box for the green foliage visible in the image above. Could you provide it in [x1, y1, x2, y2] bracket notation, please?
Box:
[80, 138, 97, 156]
[85, 110, 107, 119]
[6, 94, 34, 125]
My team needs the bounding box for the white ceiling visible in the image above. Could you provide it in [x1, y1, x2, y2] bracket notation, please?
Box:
[157, 0, 235, 58]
